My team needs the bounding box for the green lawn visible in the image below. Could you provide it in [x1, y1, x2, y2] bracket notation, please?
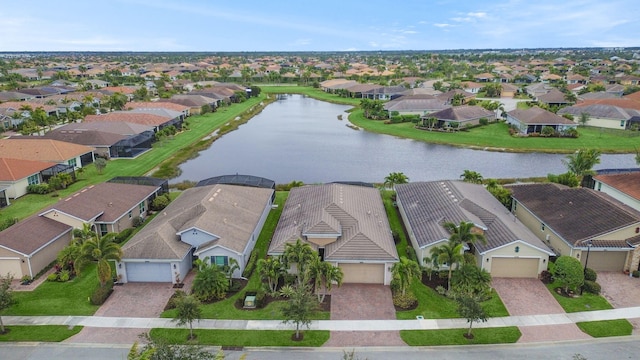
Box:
[349, 109, 640, 153]
[576, 319, 633, 337]
[400, 326, 521, 346]
[0, 326, 83, 342]
[261, 86, 361, 106]
[7, 264, 100, 316]
[546, 282, 613, 312]
[149, 328, 330, 347]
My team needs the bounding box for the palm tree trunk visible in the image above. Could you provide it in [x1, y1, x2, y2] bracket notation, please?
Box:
[0, 316, 5, 333]
[448, 268, 453, 290]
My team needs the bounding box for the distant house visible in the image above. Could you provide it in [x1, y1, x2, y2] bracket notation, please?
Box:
[592, 172, 640, 212]
[421, 105, 495, 129]
[0, 158, 62, 200]
[509, 183, 640, 272]
[118, 184, 274, 283]
[0, 138, 95, 169]
[557, 104, 640, 130]
[384, 95, 449, 116]
[536, 88, 571, 107]
[84, 110, 181, 133]
[396, 181, 553, 278]
[506, 107, 578, 135]
[268, 183, 399, 285]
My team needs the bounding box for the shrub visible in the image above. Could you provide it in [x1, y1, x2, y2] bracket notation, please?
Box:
[632, 270, 640, 278]
[242, 252, 257, 278]
[165, 290, 187, 310]
[582, 280, 601, 295]
[584, 268, 597, 282]
[435, 285, 447, 296]
[479, 118, 489, 126]
[114, 228, 134, 244]
[540, 270, 553, 284]
[405, 245, 418, 262]
[132, 216, 144, 227]
[393, 291, 417, 309]
[90, 281, 114, 305]
[47, 273, 58, 282]
[541, 126, 556, 137]
[151, 195, 170, 211]
[27, 183, 51, 194]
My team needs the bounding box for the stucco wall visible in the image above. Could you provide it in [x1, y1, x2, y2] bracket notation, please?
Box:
[595, 181, 640, 212]
[513, 201, 570, 255]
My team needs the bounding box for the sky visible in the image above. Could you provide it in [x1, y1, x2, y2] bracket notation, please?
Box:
[1, 0, 638, 52]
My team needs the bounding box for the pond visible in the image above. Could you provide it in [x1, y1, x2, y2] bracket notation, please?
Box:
[173, 94, 637, 184]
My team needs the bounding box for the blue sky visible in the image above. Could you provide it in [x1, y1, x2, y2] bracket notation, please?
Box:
[1, 0, 638, 52]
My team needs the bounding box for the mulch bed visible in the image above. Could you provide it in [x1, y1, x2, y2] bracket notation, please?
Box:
[422, 273, 448, 291]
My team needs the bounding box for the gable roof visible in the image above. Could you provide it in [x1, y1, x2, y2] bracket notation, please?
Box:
[42, 129, 127, 147]
[84, 112, 170, 127]
[122, 184, 273, 260]
[427, 105, 495, 121]
[507, 107, 576, 125]
[395, 181, 552, 254]
[558, 104, 640, 120]
[269, 183, 398, 262]
[0, 157, 56, 181]
[40, 182, 159, 223]
[0, 215, 72, 256]
[51, 121, 154, 136]
[0, 138, 94, 163]
[594, 172, 640, 202]
[509, 183, 640, 246]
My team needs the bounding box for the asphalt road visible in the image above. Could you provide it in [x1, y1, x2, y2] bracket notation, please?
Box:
[2, 337, 639, 360]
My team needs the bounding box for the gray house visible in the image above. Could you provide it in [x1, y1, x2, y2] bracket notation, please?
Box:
[117, 184, 274, 283]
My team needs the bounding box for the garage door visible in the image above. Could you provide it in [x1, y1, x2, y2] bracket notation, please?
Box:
[586, 251, 627, 272]
[125, 262, 172, 282]
[491, 258, 539, 278]
[338, 263, 385, 284]
[0, 259, 23, 278]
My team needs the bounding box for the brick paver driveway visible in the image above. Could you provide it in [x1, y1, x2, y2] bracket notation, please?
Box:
[66, 282, 181, 344]
[323, 284, 406, 347]
[492, 278, 591, 343]
[598, 272, 640, 334]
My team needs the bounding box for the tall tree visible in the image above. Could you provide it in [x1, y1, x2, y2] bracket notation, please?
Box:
[579, 112, 590, 127]
[172, 295, 202, 340]
[383, 172, 409, 190]
[562, 149, 601, 178]
[75, 234, 122, 287]
[281, 284, 318, 340]
[456, 294, 488, 338]
[309, 257, 343, 303]
[0, 274, 13, 334]
[429, 241, 465, 290]
[391, 257, 421, 296]
[460, 170, 483, 184]
[444, 221, 487, 247]
[554, 255, 584, 294]
[223, 258, 240, 287]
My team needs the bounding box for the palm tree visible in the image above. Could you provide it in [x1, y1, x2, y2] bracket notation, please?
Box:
[223, 258, 240, 287]
[443, 221, 487, 248]
[283, 239, 316, 285]
[450, 263, 492, 299]
[429, 241, 464, 290]
[460, 170, 483, 184]
[562, 149, 601, 178]
[383, 172, 409, 190]
[191, 258, 229, 302]
[257, 257, 285, 294]
[309, 257, 343, 303]
[75, 234, 123, 287]
[391, 257, 421, 296]
[73, 223, 97, 243]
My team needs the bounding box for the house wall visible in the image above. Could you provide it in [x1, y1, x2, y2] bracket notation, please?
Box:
[513, 201, 571, 255]
[181, 230, 217, 249]
[93, 146, 111, 159]
[396, 197, 425, 265]
[306, 237, 339, 247]
[0, 247, 28, 278]
[584, 116, 627, 130]
[28, 231, 73, 278]
[241, 193, 274, 265]
[592, 224, 640, 241]
[595, 181, 640, 212]
[198, 246, 243, 278]
[0, 177, 30, 199]
[506, 115, 527, 133]
[482, 243, 549, 275]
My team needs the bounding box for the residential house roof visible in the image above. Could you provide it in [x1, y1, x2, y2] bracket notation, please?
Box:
[426, 105, 495, 121]
[536, 88, 570, 104]
[84, 112, 171, 127]
[395, 181, 552, 254]
[122, 184, 273, 260]
[0, 157, 56, 182]
[126, 101, 190, 113]
[558, 104, 640, 120]
[42, 129, 127, 147]
[507, 107, 576, 125]
[40, 182, 159, 223]
[51, 121, 154, 136]
[508, 183, 640, 246]
[593, 173, 640, 202]
[0, 138, 94, 163]
[269, 183, 399, 262]
[384, 98, 449, 113]
[0, 215, 72, 256]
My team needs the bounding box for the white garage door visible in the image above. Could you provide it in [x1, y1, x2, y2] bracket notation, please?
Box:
[491, 258, 539, 278]
[0, 259, 23, 278]
[338, 263, 385, 284]
[126, 262, 172, 282]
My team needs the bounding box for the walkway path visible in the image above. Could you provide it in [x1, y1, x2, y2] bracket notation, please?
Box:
[6, 306, 640, 332]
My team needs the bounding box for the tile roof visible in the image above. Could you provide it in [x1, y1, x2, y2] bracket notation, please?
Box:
[0, 138, 94, 163]
[84, 112, 170, 127]
[559, 104, 640, 119]
[126, 101, 190, 113]
[122, 184, 273, 260]
[594, 172, 640, 201]
[384, 98, 449, 112]
[0, 157, 56, 181]
[269, 184, 398, 262]
[395, 181, 552, 254]
[40, 182, 159, 223]
[508, 183, 640, 246]
[427, 105, 495, 121]
[0, 215, 72, 256]
[51, 121, 154, 136]
[42, 129, 127, 147]
[507, 107, 576, 125]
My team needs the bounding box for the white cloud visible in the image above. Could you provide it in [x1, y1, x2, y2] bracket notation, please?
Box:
[434, 23, 453, 28]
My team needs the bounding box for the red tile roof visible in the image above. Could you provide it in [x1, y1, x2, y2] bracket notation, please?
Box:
[0, 158, 56, 181]
[594, 173, 640, 201]
[0, 138, 94, 163]
[85, 112, 170, 127]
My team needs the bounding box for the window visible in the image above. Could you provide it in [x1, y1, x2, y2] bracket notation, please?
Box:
[27, 174, 40, 185]
[211, 256, 228, 267]
[68, 158, 77, 168]
[99, 224, 108, 237]
[139, 202, 145, 214]
[620, 120, 625, 127]
[128, 211, 132, 219]
[541, 223, 545, 231]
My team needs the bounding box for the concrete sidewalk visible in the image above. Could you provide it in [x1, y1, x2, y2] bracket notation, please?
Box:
[6, 306, 640, 331]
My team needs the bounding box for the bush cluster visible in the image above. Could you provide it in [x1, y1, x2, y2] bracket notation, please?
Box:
[242, 253, 258, 278]
[90, 281, 114, 305]
[584, 268, 597, 282]
[114, 228, 134, 244]
[582, 280, 601, 295]
[393, 291, 417, 309]
[150, 193, 172, 211]
[164, 289, 187, 310]
[27, 183, 51, 194]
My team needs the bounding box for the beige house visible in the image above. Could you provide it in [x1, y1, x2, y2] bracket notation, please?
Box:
[395, 181, 553, 278]
[509, 183, 640, 272]
[592, 172, 640, 212]
[0, 158, 59, 199]
[268, 183, 399, 285]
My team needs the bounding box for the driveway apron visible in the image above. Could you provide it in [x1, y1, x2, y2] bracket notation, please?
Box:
[598, 272, 640, 334]
[492, 278, 591, 343]
[323, 284, 406, 347]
